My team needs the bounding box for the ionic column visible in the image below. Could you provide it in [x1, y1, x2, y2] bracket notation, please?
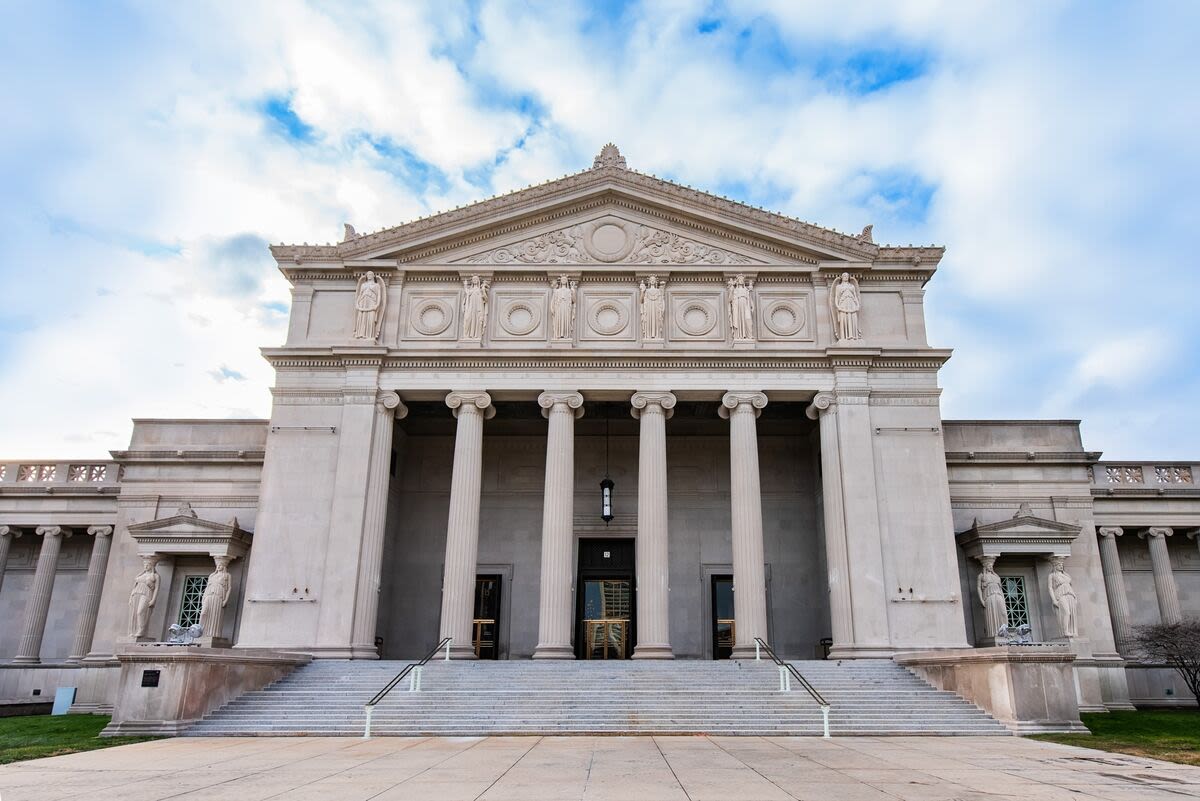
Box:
[1140, 528, 1182, 625]
[350, 392, 408, 657]
[533, 391, 584, 659]
[14, 526, 70, 664]
[721, 391, 769, 659]
[1096, 527, 1134, 653]
[631, 391, 676, 659]
[67, 526, 114, 663]
[806, 393, 852, 650]
[439, 391, 494, 658]
[0, 526, 21, 597]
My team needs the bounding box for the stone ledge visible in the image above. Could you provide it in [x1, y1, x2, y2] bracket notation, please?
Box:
[894, 646, 1088, 735]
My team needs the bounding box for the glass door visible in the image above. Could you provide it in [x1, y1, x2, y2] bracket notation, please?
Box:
[473, 574, 501, 659]
[582, 579, 632, 659]
[711, 575, 734, 659]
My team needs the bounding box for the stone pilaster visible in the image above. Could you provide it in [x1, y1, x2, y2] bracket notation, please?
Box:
[14, 526, 70, 664]
[1140, 528, 1182, 625]
[720, 391, 769, 659]
[533, 391, 584, 659]
[439, 391, 494, 659]
[631, 391, 676, 659]
[350, 392, 408, 657]
[0, 525, 20, 597]
[805, 393, 852, 650]
[67, 526, 114, 663]
[1096, 527, 1134, 653]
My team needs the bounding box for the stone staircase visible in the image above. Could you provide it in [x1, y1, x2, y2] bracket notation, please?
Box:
[185, 658, 1008, 737]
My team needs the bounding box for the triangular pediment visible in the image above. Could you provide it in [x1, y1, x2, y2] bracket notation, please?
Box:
[128, 513, 252, 559]
[956, 508, 1080, 558]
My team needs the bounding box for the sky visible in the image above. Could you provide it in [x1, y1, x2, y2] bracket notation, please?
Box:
[1, 0, 1198, 460]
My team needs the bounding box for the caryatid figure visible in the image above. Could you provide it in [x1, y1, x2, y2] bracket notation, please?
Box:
[976, 555, 1008, 638]
[830, 272, 862, 341]
[639, 275, 666, 339]
[353, 271, 386, 341]
[128, 556, 160, 638]
[1048, 557, 1079, 638]
[461, 275, 489, 339]
[728, 274, 755, 340]
[550, 275, 577, 340]
[198, 556, 233, 639]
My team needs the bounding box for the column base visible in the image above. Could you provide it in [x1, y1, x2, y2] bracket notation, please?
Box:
[532, 644, 575, 659]
[446, 644, 479, 660]
[632, 644, 674, 659]
[827, 643, 896, 659]
[730, 645, 760, 660]
[10, 655, 41, 665]
[347, 644, 381, 660]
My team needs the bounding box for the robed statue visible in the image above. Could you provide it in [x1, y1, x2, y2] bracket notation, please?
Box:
[1048, 558, 1079, 638]
[128, 556, 160, 638]
[976, 556, 1008, 638]
[728, 274, 755, 340]
[639, 275, 665, 339]
[550, 275, 577, 340]
[198, 556, 233, 639]
[461, 275, 489, 339]
[830, 272, 862, 341]
[353, 271, 386, 341]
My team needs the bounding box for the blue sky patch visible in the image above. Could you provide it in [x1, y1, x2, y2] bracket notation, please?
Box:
[261, 94, 316, 143]
[814, 48, 932, 94]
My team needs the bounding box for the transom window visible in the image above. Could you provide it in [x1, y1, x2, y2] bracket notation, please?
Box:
[178, 575, 209, 628]
[1000, 575, 1030, 629]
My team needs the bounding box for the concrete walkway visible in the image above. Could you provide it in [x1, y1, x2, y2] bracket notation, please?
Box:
[1, 735, 1198, 801]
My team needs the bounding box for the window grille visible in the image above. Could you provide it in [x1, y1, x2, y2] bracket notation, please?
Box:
[178, 575, 208, 628]
[1000, 575, 1030, 629]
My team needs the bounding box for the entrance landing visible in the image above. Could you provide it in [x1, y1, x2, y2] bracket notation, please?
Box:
[185, 659, 1006, 737]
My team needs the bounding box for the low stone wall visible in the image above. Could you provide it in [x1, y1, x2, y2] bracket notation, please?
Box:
[0, 663, 119, 714]
[101, 645, 311, 736]
[893, 645, 1087, 734]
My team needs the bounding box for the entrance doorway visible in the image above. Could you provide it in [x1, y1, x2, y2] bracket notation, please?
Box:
[575, 539, 636, 659]
[711, 575, 735, 659]
[473, 575, 501, 659]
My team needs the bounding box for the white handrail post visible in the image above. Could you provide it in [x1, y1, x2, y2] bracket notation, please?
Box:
[778, 665, 786, 692]
[363, 705, 373, 739]
[786, 670, 792, 692]
[408, 669, 416, 692]
[755, 640, 761, 661]
[822, 705, 831, 739]
[416, 666, 423, 691]
[444, 638, 452, 661]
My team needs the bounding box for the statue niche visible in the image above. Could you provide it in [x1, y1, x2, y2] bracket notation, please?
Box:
[353, 271, 386, 341]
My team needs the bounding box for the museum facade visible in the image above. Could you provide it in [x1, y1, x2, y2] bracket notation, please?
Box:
[1, 145, 1197, 715]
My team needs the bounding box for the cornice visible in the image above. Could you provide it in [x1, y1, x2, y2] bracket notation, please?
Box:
[109, 449, 265, 464]
[944, 451, 1099, 465]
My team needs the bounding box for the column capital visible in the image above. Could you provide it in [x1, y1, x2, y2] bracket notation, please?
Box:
[538, 391, 585, 419]
[719, 391, 767, 419]
[377, 391, 409, 419]
[1097, 526, 1123, 539]
[446, 390, 495, 419]
[0, 525, 20, 540]
[630, 391, 676, 420]
[804, 391, 837, 420]
[974, 554, 997, 569]
[87, 525, 113, 539]
[1141, 527, 1173, 540]
[35, 525, 68, 540]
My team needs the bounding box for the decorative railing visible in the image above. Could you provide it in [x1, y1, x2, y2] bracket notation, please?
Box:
[1090, 463, 1195, 486]
[754, 637, 831, 738]
[363, 637, 451, 738]
[0, 461, 116, 485]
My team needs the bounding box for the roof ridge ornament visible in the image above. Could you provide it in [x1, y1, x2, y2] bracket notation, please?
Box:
[593, 143, 627, 169]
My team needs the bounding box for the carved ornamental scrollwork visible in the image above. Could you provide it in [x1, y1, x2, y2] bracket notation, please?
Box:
[719, 391, 768, 419]
[446, 391, 496, 420]
[630, 391, 677, 420]
[805, 392, 837, 420]
[538, 391, 585, 419]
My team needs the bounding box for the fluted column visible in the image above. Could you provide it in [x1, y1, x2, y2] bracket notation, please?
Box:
[721, 391, 769, 659]
[439, 391, 494, 659]
[14, 526, 70, 664]
[1096, 527, 1134, 653]
[1141, 527, 1182, 625]
[0, 526, 21, 597]
[67, 526, 114, 663]
[351, 392, 408, 657]
[533, 391, 584, 659]
[806, 393, 852, 650]
[631, 391, 676, 659]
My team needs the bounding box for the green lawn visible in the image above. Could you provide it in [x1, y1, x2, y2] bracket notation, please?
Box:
[0, 714, 157, 765]
[1033, 709, 1200, 766]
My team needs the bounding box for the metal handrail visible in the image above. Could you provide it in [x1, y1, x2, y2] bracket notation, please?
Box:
[362, 637, 451, 738]
[753, 637, 831, 738]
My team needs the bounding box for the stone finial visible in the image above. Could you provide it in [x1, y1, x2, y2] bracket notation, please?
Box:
[176, 501, 198, 518]
[593, 143, 627, 169]
[1014, 502, 1034, 518]
[858, 224, 873, 243]
[343, 223, 357, 241]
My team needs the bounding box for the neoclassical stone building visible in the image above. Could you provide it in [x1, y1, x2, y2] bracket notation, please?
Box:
[1, 145, 1197, 716]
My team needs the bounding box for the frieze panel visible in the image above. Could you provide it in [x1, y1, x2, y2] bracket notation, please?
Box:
[579, 288, 636, 342]
[667, 289, 726, 342]
[490, 288, 549, 342]
[401, 287, 461, 341]
[754, 289, 814, 342]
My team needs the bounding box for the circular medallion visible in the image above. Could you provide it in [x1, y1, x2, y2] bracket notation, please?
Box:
[763, 300, 805, 337]
[499, 300, 541, 336]
[578, 219, 637, 262]
[588, 300, 628, 336]
[676, 300, 717, 336]
[412, 299, 452, 336]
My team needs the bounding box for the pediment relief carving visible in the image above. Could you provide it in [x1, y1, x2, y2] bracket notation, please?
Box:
[454, 215, 765, 266]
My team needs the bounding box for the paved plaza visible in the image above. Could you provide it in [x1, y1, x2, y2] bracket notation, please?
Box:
[1, 735, 1198, 801]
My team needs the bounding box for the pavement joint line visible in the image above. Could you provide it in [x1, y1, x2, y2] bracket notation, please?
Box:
[705, 735, 803, 801]
[254, 736, 433, 801]
[470, 735, 543, 801]
[650, 735, 695, 801]
[363, 735, 489, 801]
